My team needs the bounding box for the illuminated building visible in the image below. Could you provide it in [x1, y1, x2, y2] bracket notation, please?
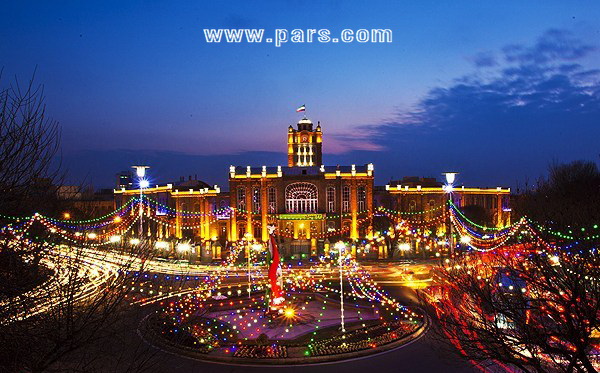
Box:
[112, 116, 510, 260]
[113, 177, 228, 261]
[230, 117, 374, 256]
[378, 176, 511, 257]
[384, 176, 511, 228]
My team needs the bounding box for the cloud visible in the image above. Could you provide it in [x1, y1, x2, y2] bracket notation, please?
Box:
[353, 28, 600, 187]
[502, 29, 595, 64]
[470, 51, 498, 67]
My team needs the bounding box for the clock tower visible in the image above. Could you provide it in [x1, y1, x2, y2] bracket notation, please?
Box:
[287, 117, 323, 167]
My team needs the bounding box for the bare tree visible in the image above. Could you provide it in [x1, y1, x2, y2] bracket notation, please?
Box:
[424, 244, 600, 373]
[0, 70, 61, 216]
[515, 160, 600, 243]
[0, 228, 157, 373]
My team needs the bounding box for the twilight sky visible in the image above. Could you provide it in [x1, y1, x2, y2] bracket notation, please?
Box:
[1, 1, 599, 190]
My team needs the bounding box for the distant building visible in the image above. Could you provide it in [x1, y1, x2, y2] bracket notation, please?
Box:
[116, 171, 133, 190]
[57, 185, 82, 200]
[73, 188, 115, 218]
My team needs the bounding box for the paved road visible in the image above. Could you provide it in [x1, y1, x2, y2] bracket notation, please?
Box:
[57, 257, 478, 372]
[131, 286, 476, 373]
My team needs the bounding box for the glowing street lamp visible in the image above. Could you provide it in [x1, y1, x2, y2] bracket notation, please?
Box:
[176, 242, 191, 252]
[443, 172, 457, 186]
[132, 165, 150, 238]
[443, 172, 458, 256]
[132, 165, 149, 178]
[155, 241, 169, 250]
[177, 242, 192, 261]
[398, 242, 411, 251]
[284, 307, 295, 319]
[334, 241, 347, 333]
[109, 235, 121, 243]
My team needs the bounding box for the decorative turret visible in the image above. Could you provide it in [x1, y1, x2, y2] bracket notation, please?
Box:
[287, 117, 323, 167]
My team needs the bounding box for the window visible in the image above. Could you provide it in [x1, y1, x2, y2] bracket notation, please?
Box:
[237, 187, 245, 210]
[342, 186, 350, 213]
[326, 187, 335, 213]
[502, 196, 510, 211]
[358, 186, 366, 211]
[427, 200, 435, 220]
[268, 187, 276, 213]
[156, 194, 169, 215]
[285, 182, 318, 213]
[253, 188, 261, 212]
[409, 200, 416, 212]
[327, 221, 335, 231]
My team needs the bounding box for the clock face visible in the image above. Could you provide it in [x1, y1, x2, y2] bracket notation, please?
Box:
[302, 136, 308, 142]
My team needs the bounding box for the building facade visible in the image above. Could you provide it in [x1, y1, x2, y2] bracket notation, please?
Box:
[229, 117, 374, 256]
[112, 116, 511, 260]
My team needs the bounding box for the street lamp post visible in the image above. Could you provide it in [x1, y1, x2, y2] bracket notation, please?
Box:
[244, 232, 253, 298]
[443, 172, 458, 256]
[334, 241, 346, 333]
[132, 166, 149, 238]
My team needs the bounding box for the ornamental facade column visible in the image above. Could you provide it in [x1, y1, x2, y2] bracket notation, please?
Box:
[175, 198, 182, 239]
[367, 183, 374, 237]
[245, 183, 253, 239]
[203, 198, 211, 240]
[229, 208, 238, 241]
[350, 180, 358, 240]
[261, 179, 268, 242]
[198, 196, 205, 240]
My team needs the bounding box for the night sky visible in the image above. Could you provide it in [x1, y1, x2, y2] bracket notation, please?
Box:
[1, 1, 599, 190]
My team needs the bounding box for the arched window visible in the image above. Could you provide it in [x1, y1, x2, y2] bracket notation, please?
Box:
[237, 187, 245, 210]
[326, 187, 335, 213]
[285, 182, 318, 213]
[409, 200, 416, 212]
[342, 186, 350, 213]
[426, 199, 435, 220]
[358, 186, 366, 211]
[327, 221, 335, 231]
[268, 187, 277, 213]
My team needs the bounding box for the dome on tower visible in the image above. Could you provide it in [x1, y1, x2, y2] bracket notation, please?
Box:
[297, 117, 313, 131]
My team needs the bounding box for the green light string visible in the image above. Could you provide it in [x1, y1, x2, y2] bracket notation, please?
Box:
[527, 218, 600, 241]
[0, 213, 32, 221]
[449, 201, 510, 231]
[234, 208, 368, 219]
[377, 205, 445, 215]
[143, 195, 231, 216]
[42, 196, 138, 223]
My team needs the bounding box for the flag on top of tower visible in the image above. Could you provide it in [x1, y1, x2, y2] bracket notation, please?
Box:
[296, 104, 306, 112]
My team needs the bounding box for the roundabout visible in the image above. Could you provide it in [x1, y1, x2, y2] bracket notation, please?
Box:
[137, 258, 427, 365]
